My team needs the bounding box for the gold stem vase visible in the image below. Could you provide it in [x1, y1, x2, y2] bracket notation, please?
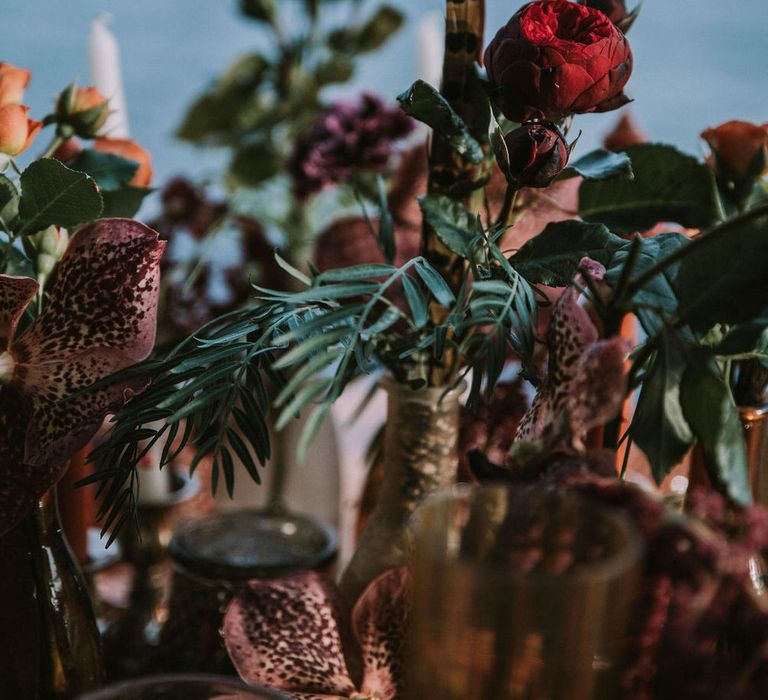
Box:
[339, 378, 462, 606]
[0, 488, 104, 698]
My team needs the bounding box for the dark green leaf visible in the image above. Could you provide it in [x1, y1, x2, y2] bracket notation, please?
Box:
[315, 55, 355, 86]
[357, 6, 403, 51]
[680, 352, 751, 505]
[608, 232, 690, 337]
[18, 159, 103, 234]
[579, 144, 718, 231]
[240, 0, 275, 23]
[330, 6, 404, 54]
[630, 333, 694, 482]
[419, 193, 482, 260]
[100, 186, 152, 218]
[229, 141, 282, 187]
[415, 260, 455, 305]
[316, 263, 396, 283]
[398, 81, 483, 164]
[716, 316, 768, 360]
[68, 150, 139, 191]
[511, 220, 625, 286]
[559, 148, 633, 181]
[674, 210, 768, 324]
[402, 274, 428, 327]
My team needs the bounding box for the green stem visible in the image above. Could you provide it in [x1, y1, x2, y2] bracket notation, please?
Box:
[624, 201, 768, 300]
[40, 135, 64, 160]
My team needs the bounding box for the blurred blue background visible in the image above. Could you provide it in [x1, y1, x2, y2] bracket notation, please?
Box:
[10, 0, 768, 199]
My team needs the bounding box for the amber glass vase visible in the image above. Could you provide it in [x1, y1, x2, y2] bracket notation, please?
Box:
[340, 377, 463, 605]
[0, 488, 104, 698]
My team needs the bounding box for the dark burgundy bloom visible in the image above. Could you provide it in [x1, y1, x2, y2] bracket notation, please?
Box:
[503, 122, 569, 187]
[289, 93, 414, 200]
[484, 0, 633, 122]
[0, 219, 165, 534]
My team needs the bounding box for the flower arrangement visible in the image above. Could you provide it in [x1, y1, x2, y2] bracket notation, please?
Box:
[72, 0, 768, 694]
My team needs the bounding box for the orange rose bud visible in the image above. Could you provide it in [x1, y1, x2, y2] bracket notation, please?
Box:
[701, 120, 768, 181]
[0, 62, 31, 106]
[93, 137, 154, 187]
[603, 111, 647, 152]
[56, 84, 109, 138]
[0, 104, 41, 156]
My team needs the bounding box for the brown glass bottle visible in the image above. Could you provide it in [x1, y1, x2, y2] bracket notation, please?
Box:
[0, 489, 105, 698]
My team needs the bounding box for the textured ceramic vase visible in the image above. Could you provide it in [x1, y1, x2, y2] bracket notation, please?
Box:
[339, 377, 463, 606]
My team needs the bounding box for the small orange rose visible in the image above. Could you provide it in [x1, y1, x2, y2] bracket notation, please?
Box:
[71, 86, 108, 114]
[93, 137, 154, 187]
[0, 62, 31, 106]
[56, 85, 109, 138]
[701, 120, 768, 180]
[0, 104, 41, 156]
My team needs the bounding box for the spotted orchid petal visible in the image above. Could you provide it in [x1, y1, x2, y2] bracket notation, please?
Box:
[515, 258, 626, 446]
[353, 567, 410, 700]
[0, 275, 37, 347]
[223, 571, 356, 698]
[0, 219, 164, 535]
[10, 219, 165, 468]
[567, 336, 629, 446]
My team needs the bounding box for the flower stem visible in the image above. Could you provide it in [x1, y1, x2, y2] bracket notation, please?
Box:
[624, 201, 768, 300]
[40, 135, 64, 160]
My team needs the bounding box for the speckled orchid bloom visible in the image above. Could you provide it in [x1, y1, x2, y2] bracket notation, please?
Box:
[224, 568, 409, 700]
[0, 218, 165, 535]
[515, 257, 628, 448]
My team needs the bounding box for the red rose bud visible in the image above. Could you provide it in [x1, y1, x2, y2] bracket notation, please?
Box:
[484, 0, 633, 123]
[55, 84, 109, 139]
[502, 122, 569, 188]
[701, 120, 768, 181]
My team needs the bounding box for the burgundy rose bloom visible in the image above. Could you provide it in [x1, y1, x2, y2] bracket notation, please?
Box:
[289, 93, 414, 200]
[484, 0, 633, 122]
[503, 122, 569, 187]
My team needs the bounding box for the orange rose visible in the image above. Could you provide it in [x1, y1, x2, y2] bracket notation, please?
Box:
[701, 120, 768, 180]
[93, 137, 154, 187]
[71, 86, 108, 114]
[0, 62, 31, 106]
[0, 104, 41, 156]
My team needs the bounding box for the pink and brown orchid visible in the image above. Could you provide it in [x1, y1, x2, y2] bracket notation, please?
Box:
[0, 218, 165, 535]
[223, 567, 409, 700]
[515, 258, 628, 449]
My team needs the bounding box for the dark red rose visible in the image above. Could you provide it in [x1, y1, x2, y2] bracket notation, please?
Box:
[484, 0, 633, 122]
[579, 0, 628, 25]
[289, 93, 414, 200]
[503, 122, 569, 187]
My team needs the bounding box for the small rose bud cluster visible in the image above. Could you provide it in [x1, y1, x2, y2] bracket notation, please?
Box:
[55, 83, 110, 139]
[0, 62, 41, 159]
